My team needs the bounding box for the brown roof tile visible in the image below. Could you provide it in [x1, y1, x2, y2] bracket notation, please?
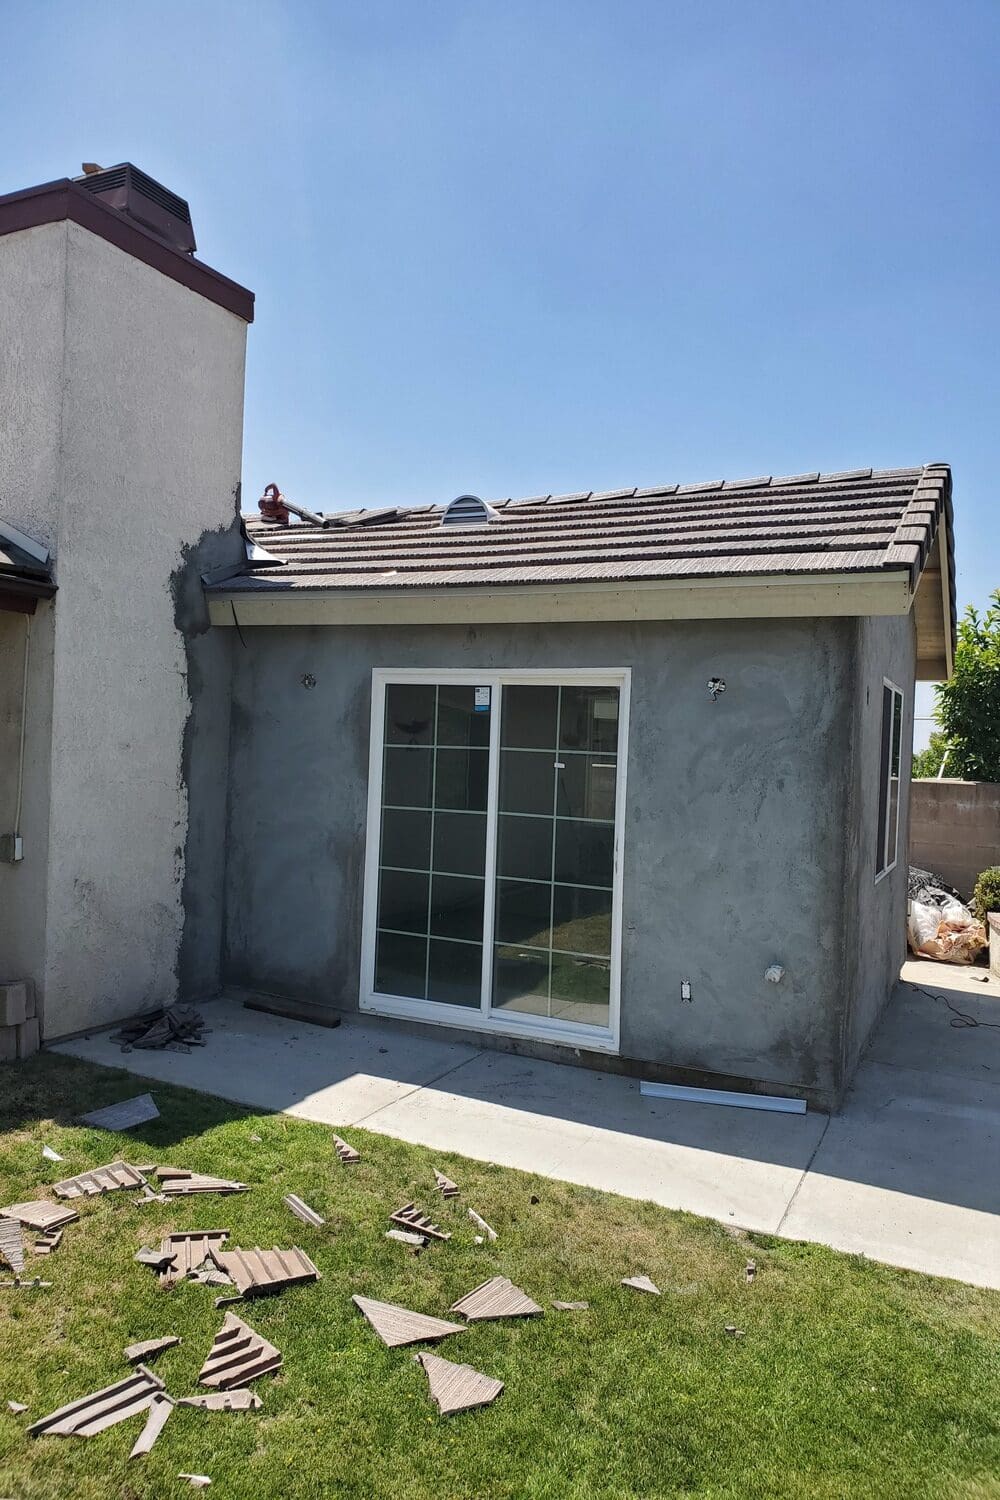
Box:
[217, 465, 952, 607]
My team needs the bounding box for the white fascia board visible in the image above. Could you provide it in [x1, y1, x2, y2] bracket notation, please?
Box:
[939, 515, 954, 679]
[209, 570, 913, 628]
[0, 517, 49, 565]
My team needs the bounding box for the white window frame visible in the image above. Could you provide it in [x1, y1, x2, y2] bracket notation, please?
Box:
[875, 677, 905, 884]
[360, 667, 630, 1054]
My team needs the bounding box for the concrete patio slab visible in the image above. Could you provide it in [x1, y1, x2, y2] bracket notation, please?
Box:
[51, 960, 1000, 1288]
[53, 1001, 481, 1124]
[778, 962, 1000, 1286]
[779, 1060, 1000, 1285]
[364, 1049, 828, 1233]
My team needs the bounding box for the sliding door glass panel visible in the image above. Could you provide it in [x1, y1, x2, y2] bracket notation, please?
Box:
[491, 684, 618, 1028]
[374, 683, 487, 1007]
[886, 688, 903, 864]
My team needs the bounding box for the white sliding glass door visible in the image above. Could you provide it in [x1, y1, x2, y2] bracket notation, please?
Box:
[361, 670, 628, 1052]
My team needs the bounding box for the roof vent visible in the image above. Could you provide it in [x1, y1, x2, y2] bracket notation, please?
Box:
[441, 494, 499, 528]
[75, 163, 196, 254]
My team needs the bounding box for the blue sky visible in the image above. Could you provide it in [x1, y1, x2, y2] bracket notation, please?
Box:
[4, 0, 998, 742]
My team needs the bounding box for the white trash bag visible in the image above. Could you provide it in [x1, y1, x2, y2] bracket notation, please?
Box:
[907, 867, 987, 964]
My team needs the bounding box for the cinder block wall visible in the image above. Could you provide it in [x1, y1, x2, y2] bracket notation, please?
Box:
[910, 779, 1000, 899]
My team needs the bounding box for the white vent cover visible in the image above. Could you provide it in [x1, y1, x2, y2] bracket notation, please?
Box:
[441, 494, 499, 528]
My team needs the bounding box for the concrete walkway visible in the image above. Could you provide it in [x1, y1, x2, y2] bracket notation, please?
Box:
[53, 959, 1000, 1289]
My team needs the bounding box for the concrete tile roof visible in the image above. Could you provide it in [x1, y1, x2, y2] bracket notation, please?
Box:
[0, 529, 55, 604]
[222, 464, 953, 603]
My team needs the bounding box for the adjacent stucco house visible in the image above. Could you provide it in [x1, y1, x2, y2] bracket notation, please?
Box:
[0, 164, 956, 1109]
[0, 165, 252, 1043]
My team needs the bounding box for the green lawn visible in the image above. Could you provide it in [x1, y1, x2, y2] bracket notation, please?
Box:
[0, 1054, 998, 1500]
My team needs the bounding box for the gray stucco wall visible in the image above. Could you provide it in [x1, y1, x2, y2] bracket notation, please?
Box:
[224, 616, 856, 1101]
[840, 612, 916, 1079]
[0, 219, 247, 1037]
[0, 604, 55, 992]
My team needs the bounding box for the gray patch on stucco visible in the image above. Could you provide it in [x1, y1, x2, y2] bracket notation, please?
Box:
[222, 617, 859, 1103]
[171, 505, 243, 1001]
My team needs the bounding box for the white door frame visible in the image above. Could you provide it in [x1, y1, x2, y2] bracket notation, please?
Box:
[360, 667, 630, 1054]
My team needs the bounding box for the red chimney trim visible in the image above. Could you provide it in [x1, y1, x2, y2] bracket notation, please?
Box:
[0, 178, 254, 323]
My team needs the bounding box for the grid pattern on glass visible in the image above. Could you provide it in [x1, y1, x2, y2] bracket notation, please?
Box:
[875, 682, 905, 879]
[374, 683, 487, 1007]
[492, 684, 618, 1027]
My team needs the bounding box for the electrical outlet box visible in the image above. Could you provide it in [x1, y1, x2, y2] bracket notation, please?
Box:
[0, 834, 24, 863]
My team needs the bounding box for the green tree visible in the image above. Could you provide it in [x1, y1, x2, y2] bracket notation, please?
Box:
[912, 729, 951, 779]
[932, 589, 1000, 782]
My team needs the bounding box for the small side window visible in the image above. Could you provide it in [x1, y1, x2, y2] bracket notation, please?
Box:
[875, 681, 905, 881]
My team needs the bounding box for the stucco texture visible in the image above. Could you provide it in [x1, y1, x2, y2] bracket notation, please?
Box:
[224, 618, 862, 1102]
[0, 220, 247, 1037]
[840, 612, 916, 1079]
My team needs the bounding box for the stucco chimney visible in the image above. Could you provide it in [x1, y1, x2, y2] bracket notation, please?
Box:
[0, 165, 254, 1039]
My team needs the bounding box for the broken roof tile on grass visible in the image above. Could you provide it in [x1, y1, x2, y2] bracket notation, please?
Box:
[198, 1313, 282, 1388]
[178, 1389, 261, 1411]
[135, 1245, 176, 1271]
[135, 1185, 168, 1204]
[124, 1336, 181, 1363]
[213, 1246, 320, 1298]
[128, 1392, 174, 1458]
[1, 1201, 78, 1231]
[450, 1276, 543, 1322]
[352, 1295, 464, 1348]
[333, 1135, 360, 1165]
[385, 1228, 427, 1250]
[389, 1204, 451, 1241]
[416, 1351, 504, 1417]
[78, 1094, 159, 1131]
[433, 1169, 459, 1198]
[0, 1215, 26, 1274]
[154, 1168, 248, 1196]
[52, 1161, 147, 1198]
[622, 1275, 661, 1295]
[156, 1231, 230, 1285]
[282, 1193, 325, 1228]
[467, 1208, 497, 1241]
[27, 1364, 165, 1438]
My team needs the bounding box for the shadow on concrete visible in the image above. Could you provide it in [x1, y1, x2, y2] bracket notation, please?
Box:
[48, 964, 1000, 1235]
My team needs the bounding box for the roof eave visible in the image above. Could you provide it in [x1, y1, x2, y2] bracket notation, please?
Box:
[208, 567, 914, 629]
[0, 573, 56, 613]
